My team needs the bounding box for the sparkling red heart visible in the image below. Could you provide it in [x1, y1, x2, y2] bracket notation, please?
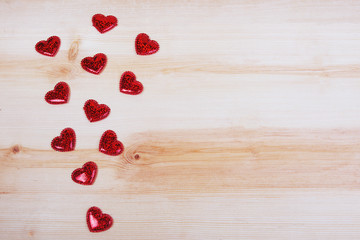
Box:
[99, 130, 124, 156]
[86, 206, 113, 232]
[83, 99, 110, 122]
[45, 82, 70, 104]
[135, 33, 159, 55]
[35, 36, 61, 57]
[71, 161, 98, 185]
[119, 71, 143, 95]
[81, 53, 107, 75]
[51, 128, 76, 152]
[92, 14, 118, 34]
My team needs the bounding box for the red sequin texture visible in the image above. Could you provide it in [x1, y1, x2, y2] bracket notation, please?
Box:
[83, 99, 110, 122]
[135, 33, 159, 55]
[71, 161, 98, 185]
[92, 14, 118, 33]
[35, 36, 61, 57]
[119, 71, 143, 95]
[45, 82, 70, 104]
[86, 206, 113, 232]
[51, 128, 76, 152]
[99, 130, 124, 156]
[81, 53, 107, 74]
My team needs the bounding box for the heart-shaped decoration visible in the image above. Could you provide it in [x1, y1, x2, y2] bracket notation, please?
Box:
[83, 99, 110, 122]
[45, 82, 70, 104]
[119, 71, 143, 95]
[99, 130, 124, 156]
[35, 36, 61, 57]
[51, 128, 76, 152]
[86, 206, 113, 233]
[71, 161, 97, 185]
[135, 33, 159, 55]
[81, 53, 107, 75]
[92, 14, 118, 34]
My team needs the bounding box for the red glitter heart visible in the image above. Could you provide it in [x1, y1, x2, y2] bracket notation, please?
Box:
[119, 71, 143, 95]
[35, 36, 61, 57]
[99, 130, 124, 156]
[51, 128, 76, 152]
[45, 82, 70, 104]
[81, 53, 107, 74]
[71, 161, 97, 185]
[135, 33, 159, 55]
[86, 206, 113, 233]
[83, 99, 110, 122]
[92, 14, 118, 34]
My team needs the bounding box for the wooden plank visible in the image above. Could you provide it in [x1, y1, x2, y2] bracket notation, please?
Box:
[2, 128, 360, 239]
[1, 0, 360, 239]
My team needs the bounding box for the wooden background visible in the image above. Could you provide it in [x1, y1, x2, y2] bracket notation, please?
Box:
[1, 0, 360, 239]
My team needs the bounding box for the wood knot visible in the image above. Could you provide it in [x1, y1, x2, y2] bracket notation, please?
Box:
[122, 143, 144, 164]
[11, 145, 21, 154]
[28, 230, 35, 237]
[68, 39, 80, 62]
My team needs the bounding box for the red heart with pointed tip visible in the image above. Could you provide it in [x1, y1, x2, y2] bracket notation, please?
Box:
[35, 36, 61, 57]
[71, 161, 97, 185]
[86, 206, 113, 233]
[99, 130, 124, 156]
[119, 71, 143, 95]
[135, 33, 159, 55]
[45, 82, 70, 104]
[83, 99, 110, 122]
[51, 128, 76, 152]
[92, 14, 118, 34]
[81, 53, 107, 74]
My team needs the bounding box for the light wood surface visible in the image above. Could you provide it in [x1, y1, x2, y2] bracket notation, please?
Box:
[1, 0, 360, 239]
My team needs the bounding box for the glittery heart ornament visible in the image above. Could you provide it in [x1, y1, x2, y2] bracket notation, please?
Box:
[45, 82, 70, 104]
[81, 53, 107, 74]
[71, 161, 97, 185]
[92, 14, 118, 34]
[135, 33, 159, 55]
[51, 128, 76, 152]
[35, 36, 61, 57]
[119, 71, 143, 95]
[99, 130, 124, 156]
[86, 206, 113, 233]
[83, 99, 110, 122]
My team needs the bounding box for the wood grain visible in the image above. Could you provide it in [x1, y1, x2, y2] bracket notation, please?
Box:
[1, 0, 360, 239]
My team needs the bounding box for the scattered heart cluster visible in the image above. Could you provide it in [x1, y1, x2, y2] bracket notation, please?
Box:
[35, 14, 159, 233]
